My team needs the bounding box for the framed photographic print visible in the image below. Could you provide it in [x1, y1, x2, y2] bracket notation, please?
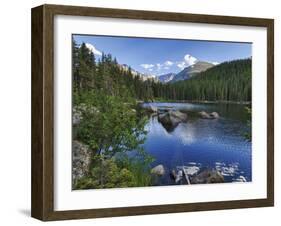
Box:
[31, 4, 274, 221]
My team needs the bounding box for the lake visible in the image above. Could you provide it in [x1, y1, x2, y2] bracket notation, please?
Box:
[141, 102, 252, 185]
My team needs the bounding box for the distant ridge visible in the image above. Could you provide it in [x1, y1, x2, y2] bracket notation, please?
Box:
[158, 73, 176, 83]
[171, 61, 214, 82]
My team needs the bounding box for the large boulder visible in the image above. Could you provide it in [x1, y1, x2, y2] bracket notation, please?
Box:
[198, 111, 219, 119]
[172, 110, 188, 121]
[191, 169, 224, 184]
[151, 164, 165, 176]
[72, 141, 92, 184]
[158, 110, 187, 132]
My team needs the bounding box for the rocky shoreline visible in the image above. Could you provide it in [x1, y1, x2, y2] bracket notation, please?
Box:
[151, 163, 247, 185]
[72, 140, 248, 187]
[151, 164, 225, 185]
[141, 100, 251, 105]
[72, 103, 248, 187]
[144, 104, 220, 131]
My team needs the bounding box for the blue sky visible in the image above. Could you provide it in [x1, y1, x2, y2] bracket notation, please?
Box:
[73, 34, 252, 76]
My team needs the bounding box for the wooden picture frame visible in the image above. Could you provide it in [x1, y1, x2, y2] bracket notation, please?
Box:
[31, 4, 274, 221]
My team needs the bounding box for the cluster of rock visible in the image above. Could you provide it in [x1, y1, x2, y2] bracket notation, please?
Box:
[198, 111, 219, 119]
[145, 105, 220, 132]
[145, 105, 187, 131]
[190, 169, 224, 184]
[151, 164, 225, 185]
[72, 141, 92, 184]
[170, 167, 224, 184]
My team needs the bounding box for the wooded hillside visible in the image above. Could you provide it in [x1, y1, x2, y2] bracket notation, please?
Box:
[73, 41, 251, 102]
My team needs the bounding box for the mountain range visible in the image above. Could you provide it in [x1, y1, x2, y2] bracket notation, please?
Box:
[119, 60, 216, 84]
[157, 73, 176, 83]
[118, 64, 159, 82]
[158, 61, 215, 83]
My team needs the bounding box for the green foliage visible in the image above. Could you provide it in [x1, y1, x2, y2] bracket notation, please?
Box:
[72, 40, 96, 91]
[72, 41, 252, 189]
[115, 150, 155, 187]
[75, 157, 136, 189]
[75, 90, 148, 158]
[72, 41, 154, 189]
[74, 155, 154, 189]
[170, 59, 252, 102]
[73, 40, 251, 103]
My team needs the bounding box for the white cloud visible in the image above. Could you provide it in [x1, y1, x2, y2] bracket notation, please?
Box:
[148, 68, 153, 72]
[156, 63, 162, 70]
[84, 43, 102, 56]
[163, 66, 170, 70]
[177, 62, 186, 69]
[184, 54, 197, 66]
[140, 64, 154, 69]
[164, 60, 174, 66]
[212, 62, 220, 65]
[176, 54, 198, 69]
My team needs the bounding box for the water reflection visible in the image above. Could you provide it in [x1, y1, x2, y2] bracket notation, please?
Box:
[143, 102, 252, 184]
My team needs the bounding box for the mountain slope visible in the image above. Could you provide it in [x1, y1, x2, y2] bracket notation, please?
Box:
[172, 61, 214, 82]
[158, 73, 176, 83]
[118, 64, 159, 82]
[172, 58, 252, 101]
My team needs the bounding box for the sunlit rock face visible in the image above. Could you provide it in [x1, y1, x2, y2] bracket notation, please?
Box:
[172, 61, 214, 82]
[158, 73, 176, 83]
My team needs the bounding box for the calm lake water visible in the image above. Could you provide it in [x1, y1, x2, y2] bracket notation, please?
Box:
[142, 102, 252, 185]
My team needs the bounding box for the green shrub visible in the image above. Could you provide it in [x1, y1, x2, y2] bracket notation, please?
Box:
[74, 156, 153, 189]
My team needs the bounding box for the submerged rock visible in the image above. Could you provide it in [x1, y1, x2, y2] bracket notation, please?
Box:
[170, 169, 177, 180]
[170, 169, 185, 183]
[158, 110, 187, 132]
[151, 164, 165, 176]
[182, 166, 200, 176]
[234, 175, 247, 182]
[175, 170, 183, 183]
[198, 111, 219, 119]
[191, 169, 224, 184]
